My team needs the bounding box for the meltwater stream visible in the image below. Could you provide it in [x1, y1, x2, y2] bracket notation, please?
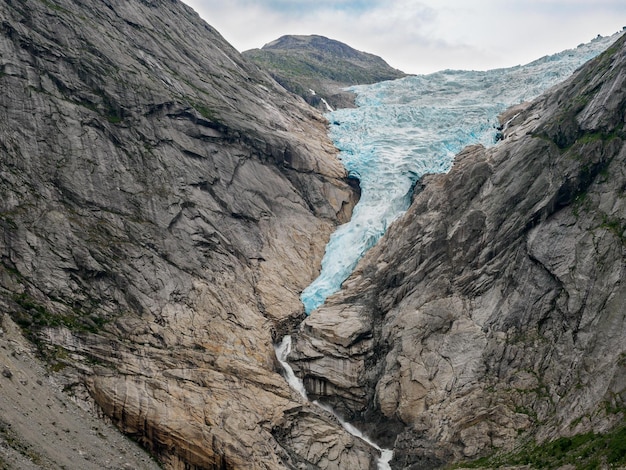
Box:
[276, 336, 393, 469]
[300, 32, 621, 314]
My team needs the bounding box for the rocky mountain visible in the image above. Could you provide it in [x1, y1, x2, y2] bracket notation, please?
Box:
[1, 0, 624, 469]
[290, 33, 626, 468]
[242, 35, 406, 111]
[0, 0, 372, 468]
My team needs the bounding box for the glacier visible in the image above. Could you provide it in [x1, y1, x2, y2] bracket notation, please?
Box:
[301, 33, 622, 314]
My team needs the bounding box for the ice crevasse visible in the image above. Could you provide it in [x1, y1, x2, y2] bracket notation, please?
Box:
[301, 33, 622, 314]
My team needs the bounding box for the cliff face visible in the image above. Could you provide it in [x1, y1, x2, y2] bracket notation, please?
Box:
[0, 0, 369, 468]
[243, 35, 406, 110]
[291, 34, 626, 467]
[3, 1, 624, 468]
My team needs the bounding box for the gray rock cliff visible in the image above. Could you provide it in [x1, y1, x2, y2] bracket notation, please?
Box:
[290, 34, 626, 468]
[0, 0, 373, 468]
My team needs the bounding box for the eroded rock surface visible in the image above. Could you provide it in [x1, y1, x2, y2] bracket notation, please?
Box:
[0, 312, 162, 469]
[0, 0, 372, 468]
[291, 34, 626, 467]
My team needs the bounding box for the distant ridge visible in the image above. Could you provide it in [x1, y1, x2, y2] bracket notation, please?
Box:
[243, 34, 406, 110]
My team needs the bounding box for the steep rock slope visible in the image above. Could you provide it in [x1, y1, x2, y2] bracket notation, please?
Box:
[0, 0, 373, 468]
[0, 313, 161, 469]
[291, 33, 626, 468]
[243, 35, 406, 111]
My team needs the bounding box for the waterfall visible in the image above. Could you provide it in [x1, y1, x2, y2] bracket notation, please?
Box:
[275, 336, 393, 469]
[275, 335, 308, 400]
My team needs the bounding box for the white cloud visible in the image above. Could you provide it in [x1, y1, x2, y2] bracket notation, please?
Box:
[183, 0, 625, 74]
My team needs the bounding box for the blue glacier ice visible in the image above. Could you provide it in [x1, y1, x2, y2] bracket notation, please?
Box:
[301, 33, 622, 314]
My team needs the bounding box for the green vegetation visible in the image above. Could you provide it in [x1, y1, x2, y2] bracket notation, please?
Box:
[160, 68, 221, 122]
[38, 0, 71, 14]
[533, 34, 625, 153]
[453, 425, 626, 470]
[572, 191, 591, 218]
[577, 131, 617, 146]
[47, 345, 70, 372]
[242, 35, 405, 108]
[513, 405, 538, 421]
[11, 292, 109, 335]
[603, 397, 626, 416]
[600, 215, 626, 244]
[0, 419, 45, 465]
[569, 130, 624, 159]
[244, 46, 404, 86]
[6, 291, 112, 372]
[190, 101, 218, 121]
[105, 112, 122, 124]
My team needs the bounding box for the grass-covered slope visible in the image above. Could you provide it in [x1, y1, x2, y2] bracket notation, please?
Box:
[454, 424, 626, 470]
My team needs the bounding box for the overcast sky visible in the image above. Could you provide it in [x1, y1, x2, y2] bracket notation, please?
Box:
[181, 0, 625, 74]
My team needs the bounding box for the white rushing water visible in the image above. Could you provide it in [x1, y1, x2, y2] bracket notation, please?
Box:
[275, 336, 393, 468]
[275, 335, 308, 400]
[300, 32, 622, 314]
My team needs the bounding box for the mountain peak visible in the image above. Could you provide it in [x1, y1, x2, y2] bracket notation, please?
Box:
[244, 34, 406, 110]
[263, 34, 369, 59]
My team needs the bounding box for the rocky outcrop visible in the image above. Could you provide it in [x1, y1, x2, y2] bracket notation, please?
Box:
[291, 33, 626, 467]
[243, 35, 406, 110]
[0, 0, 372, 468]
[0, 312, 161, 469]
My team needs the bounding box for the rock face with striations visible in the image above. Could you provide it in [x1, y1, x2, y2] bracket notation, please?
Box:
[290, 34, 626, 467]
[0, 0, 374, 468]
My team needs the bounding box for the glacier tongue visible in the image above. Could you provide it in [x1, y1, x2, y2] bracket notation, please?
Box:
[301, 33, 621, 314]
